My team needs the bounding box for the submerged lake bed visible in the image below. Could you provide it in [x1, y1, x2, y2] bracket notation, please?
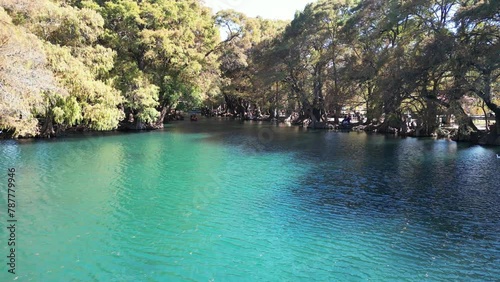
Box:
[1, 119, 499, 281]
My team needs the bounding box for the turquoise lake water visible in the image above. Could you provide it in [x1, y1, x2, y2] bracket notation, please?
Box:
[1, 119, 499, 281]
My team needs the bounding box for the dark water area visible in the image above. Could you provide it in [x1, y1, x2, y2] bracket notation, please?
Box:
[1, 118, 499, 281]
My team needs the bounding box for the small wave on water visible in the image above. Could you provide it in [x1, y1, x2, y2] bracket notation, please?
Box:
[0, 121, 499, 281]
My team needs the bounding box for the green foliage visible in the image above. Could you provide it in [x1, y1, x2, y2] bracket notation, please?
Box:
[1, 0, 498, 138]
[0, 0, 127, 136]
[51, 95, 82, 125]
[0, 6, 59, 137]
[1, 0, 220, 136]
[125, 76, 160, 123]
[71, 45, 116, 79]
[215, 9, 289, 108]
[97, 0, 219, 124]
[211, 0, 497, 134]
[43, 42, 124, 131]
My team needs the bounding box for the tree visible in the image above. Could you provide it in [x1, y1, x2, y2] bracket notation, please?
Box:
[212, 10, 285, 118]
[453, 0, 500, 133]
[98, 0, 219, 127]
[265, 0, 357, 124]
[0, 6, 59, 137]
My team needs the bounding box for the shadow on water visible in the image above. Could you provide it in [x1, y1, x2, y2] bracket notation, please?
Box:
[2, 120, 499, 225]
[2, 119, 499, 240]
[1, 118, 499, 280]
[169, 119, 500, 238]
[177, 120, 500, 280]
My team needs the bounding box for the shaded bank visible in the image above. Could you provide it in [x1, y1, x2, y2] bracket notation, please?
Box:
[2, 116, 499, 147]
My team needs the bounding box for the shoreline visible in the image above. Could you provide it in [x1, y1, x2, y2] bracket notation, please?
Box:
[1, 118, 499, 147]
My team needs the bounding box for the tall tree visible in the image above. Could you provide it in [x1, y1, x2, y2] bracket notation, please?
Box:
[453, 0, 500, 133]
[272, 0, 357, 123]
[98, 0, 219, 128]
[1, 0, 123, 137]
[215, 10, 288, 118]
[0, 6, 59, 137]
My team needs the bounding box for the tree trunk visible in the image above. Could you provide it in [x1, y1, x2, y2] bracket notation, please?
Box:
[421, 100, 439, 136]
[495, 113, 500, 135]
[314, 63, 323, 102]
[269, 107, 277, 119]
[40, 115, 55, 138]
[155, 106, 169, 128]
[480, 101, 490, 132]
[478, 70, 499, 134]
[333, 104, 342, 124]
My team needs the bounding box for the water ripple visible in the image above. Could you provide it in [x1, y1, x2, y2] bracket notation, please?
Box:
[1, 123, 499, 281]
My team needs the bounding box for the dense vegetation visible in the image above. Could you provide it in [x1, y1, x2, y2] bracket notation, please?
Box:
[0, 0, 498, 140]
[0, 0, 220, 137]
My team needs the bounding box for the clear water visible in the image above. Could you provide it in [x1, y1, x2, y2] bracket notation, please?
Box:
[1, 119, 499, 281]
